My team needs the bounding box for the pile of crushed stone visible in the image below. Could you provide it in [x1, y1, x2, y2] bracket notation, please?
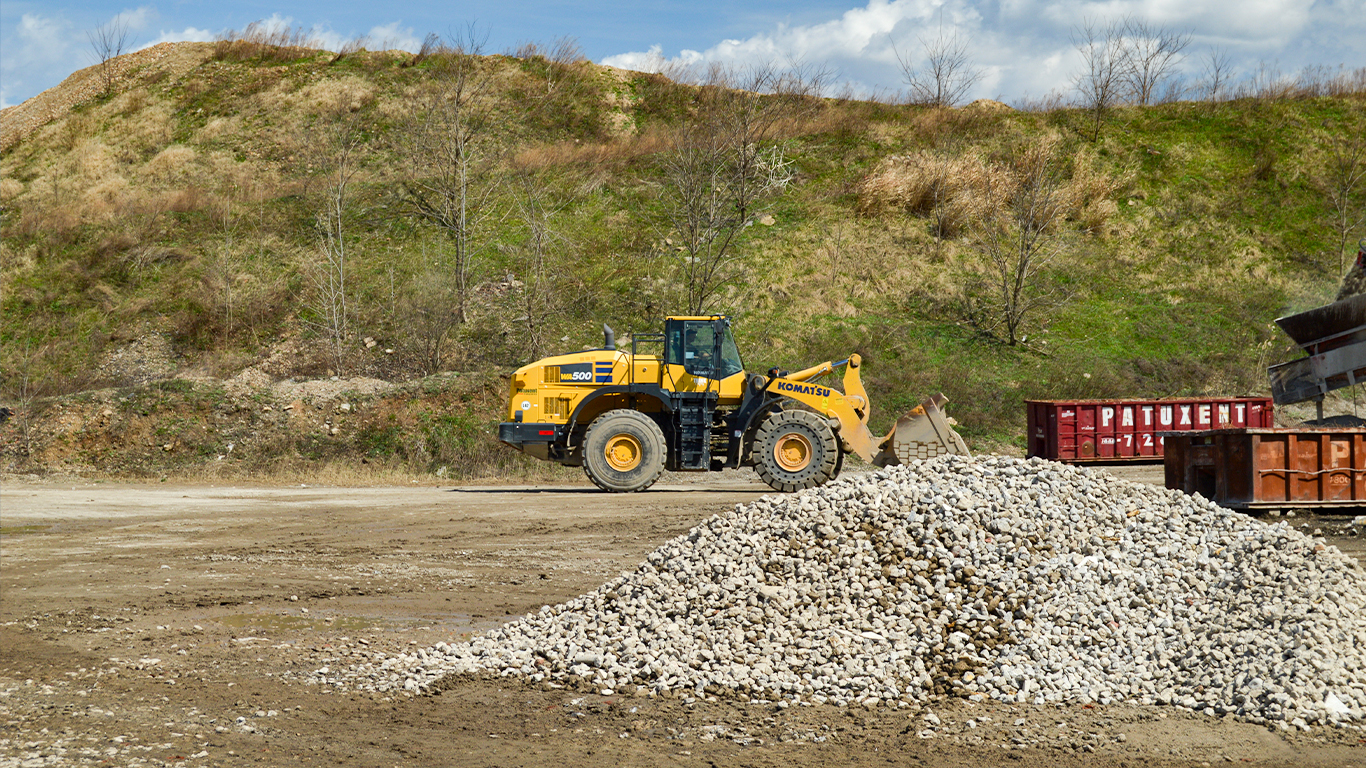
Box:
[313, 456, 1365, 730]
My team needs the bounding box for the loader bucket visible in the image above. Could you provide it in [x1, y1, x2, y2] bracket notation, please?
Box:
[872, 393, 972, 467]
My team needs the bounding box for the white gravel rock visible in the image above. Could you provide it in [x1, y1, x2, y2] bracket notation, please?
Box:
[319, 456, 1366, 726]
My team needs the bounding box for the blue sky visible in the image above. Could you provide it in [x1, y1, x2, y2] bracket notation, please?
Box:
[2, 0, 1364, 110]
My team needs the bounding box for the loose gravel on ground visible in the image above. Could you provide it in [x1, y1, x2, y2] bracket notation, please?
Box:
[315, 456, 1366, 732]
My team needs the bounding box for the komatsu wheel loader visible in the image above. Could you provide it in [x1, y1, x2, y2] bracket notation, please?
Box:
[497, 316, 970, 492]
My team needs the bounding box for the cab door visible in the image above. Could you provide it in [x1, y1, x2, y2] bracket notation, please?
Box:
[663, 317, 745, 405]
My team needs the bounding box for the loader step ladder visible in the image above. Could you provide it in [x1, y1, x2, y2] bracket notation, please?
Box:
[675, 393, 717, 470]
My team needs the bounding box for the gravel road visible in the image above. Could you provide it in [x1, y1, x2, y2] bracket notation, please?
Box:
[2, 466, 1363, 767]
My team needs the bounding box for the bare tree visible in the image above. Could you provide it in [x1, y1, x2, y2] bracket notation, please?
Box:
[657, 64, 819, 313]
[2, 340, 51, 461]
[1072, 18, 1126, 141]
[397, 244, 461, 375]
[88, 17, 133, 96]
[409, 32, 442, 66]
[1199, 47, 1234, 105]
[332, 34, 370, 63]
[209, 192, 241, 340]
[658, 118, 749, 314]
[1320, 131, 1366, 273]
[306, 114, 365, 375]
[514, 36, 587, 96]
[1119, 18, 1191, 105]
[895, 28, 983, 108]
[398, 29, 498, 325]
[961, 140, 1070, 346]
[510, 170, 569, 359]
[1153, 76, 1189, 105]
[1235, 60, 1294, 101]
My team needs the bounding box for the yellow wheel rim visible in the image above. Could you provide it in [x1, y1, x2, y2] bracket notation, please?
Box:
[774, 432, 812, 472]
[604, 434, 643, 472]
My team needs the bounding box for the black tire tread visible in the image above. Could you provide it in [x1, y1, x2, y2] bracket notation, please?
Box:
[753, 410, 840, 492]
[582, 410, 668, 493]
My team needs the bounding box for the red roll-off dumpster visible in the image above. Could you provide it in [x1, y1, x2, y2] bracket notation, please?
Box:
[1026, 398, 1274, 463]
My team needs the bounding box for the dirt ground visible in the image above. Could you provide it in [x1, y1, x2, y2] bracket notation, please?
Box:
[2, 465, 1364, 768]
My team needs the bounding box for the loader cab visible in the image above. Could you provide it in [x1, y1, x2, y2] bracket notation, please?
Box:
[665, 317, 744, 382]
[660, 316, 745, 472]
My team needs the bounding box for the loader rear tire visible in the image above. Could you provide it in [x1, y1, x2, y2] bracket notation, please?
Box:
[754, 410, 840, 492]
[582, 410, 667, 493]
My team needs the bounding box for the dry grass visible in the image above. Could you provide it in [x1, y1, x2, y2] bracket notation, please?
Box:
[856, 136, 1127, 236]
[747, 214, 961, 323]
[15, 205, 81, 240]
[511, 128, 674, 169]
[512, 38, 589, 66]
[800, 103, 872, 140]
[297, 76, 377, 115]
[1063, 144, 1128, 233]
[0, 178, 23, 202]
[856, 150, 1005, 237]
[28, 185, 215, 256]
[144, 145, 198, 181]
[67, 138, 120, 182]
[115, 101, 175, 154]
[213, 22, 321, 63]
[195, 116, 241, 142]
[1231, 64, 1366, 102]
[165, 187, 215, 213]
[82, 176, 133, 218]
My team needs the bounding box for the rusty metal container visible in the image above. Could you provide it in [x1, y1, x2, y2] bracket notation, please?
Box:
[1164, 428, 1366, 510]
[1026, 398, 1274, 463]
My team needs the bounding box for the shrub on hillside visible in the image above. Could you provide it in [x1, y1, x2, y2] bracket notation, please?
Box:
[856, 138, 1126, 235]
[214, 22, 320, 64]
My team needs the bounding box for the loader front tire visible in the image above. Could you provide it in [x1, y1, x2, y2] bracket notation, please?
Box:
[754, 410, 840, 492]
[582, 410, 667, 493]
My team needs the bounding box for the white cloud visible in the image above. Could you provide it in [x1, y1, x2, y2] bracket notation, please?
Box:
[140, 27, 218, 48]
[0, 7, 164, 108]
[137, 15, 423, 55]
[604, 0, 939, 83]
[13, 12, 76, 66]
[603, 0, 1001, 97]
[1, 13, 77, 108]
[114, 6, 160, 33]
[308, 21, 425, 53]
[602, 0, 1366, 104]
[218, 14, 424, 54]
[363, 22, 423, 53]
[0, 10, 431, 108]
[1013, 0, 1313, 45]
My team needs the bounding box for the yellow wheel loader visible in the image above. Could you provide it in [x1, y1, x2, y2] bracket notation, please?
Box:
[497, 316, 970, 492]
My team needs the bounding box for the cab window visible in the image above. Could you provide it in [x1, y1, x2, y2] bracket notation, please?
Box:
[717, 327, 744, 379]
[681, 322, 716, 377]
[666, 321, 744, 379]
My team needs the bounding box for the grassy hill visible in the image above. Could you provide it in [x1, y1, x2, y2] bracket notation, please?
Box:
[2, 40, 1363, 479]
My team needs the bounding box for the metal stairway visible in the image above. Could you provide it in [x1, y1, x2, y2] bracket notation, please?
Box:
[675, 393, 717, 470]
